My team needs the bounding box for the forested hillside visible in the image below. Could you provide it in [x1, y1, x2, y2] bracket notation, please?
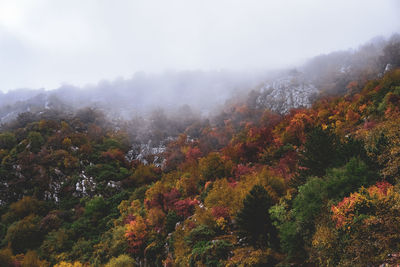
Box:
[1, 0, 400, 266]
[0, 58, 400, 266]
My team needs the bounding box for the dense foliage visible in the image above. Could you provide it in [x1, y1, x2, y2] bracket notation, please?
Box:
[1, 65, 400, 265]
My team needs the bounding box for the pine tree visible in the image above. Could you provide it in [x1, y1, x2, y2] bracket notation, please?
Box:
[236, 185, 277, 248]
[294, 127, 340, 187]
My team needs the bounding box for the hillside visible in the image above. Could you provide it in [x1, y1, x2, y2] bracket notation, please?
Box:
[0, 58, 400, 266]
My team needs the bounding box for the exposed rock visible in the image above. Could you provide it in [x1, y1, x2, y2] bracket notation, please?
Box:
[255, 72, 319, 114]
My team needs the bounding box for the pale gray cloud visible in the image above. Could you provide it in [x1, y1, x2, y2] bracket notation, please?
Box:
[0, 0, 399, 91]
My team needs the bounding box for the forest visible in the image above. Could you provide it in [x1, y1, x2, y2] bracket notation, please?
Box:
[0, 37, 400, 266]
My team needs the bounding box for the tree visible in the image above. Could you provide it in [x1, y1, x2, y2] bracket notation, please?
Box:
[295, 127, 340, 186]
[328, 182, 400, 266]
[0, 133, 16, 150]
[236, 185, 277, 248]
[21, 250, 49, 267]
[199, 152, 231, 181]
[0, 248, 13, 267]
[5, 215, 43, 254]
[105, 254, 136, 267]
[27, 132, 45, 153]
[365, 117, 400, 181]
[324, 158, 377, 201]
[125, 215, 148, 255]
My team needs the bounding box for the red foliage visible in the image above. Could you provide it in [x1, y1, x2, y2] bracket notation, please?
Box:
[374, 85, 382, 92]
[173, 198, 199, 218]
[186, 147, 202, 161]
[228, 178, 238, 188]
[331, 181, 393, 228]
[371, 181, 392, 196]
[125, 216, 147, 254]
[145, 193, 164, 210]
[163, 188, 181, 211]
[283, 110, 314, 144]
[101, 148, 126, 162]
[274, 151, 298, 181]
[363, 120, 377, 130]
[211, 206, 230, 220]
[233, 164, 253, 178]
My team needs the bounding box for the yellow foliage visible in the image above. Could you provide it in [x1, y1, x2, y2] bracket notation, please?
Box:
[175, 173, 198, 197]
[172, 225, 191, 266]
[54, 261, 85, 267]
[205, 172, 281, 216]
[63, 155, 78, 169]
[192, 206, 215, 228]
[60, 121, 71, 133]
[21, 250, 50, 267]
[216, 217, 227, 231]
[105, 254, 135, 267]
[317, 109, 330, 123]
[311, 224, 338, 266]
[118, 200, 131, 216]
[0, 248, 14, 266]
[257, 168, 286, 200]
[145, 180, 169, 202]
[147, 207, 166, 228]
[125, 216, 147, 238]
[2, 195, 44, 222]
[312, 225, 336, 249]
[365, 118, 400, 179]
[62, 137, 72, 149]
[204, 179, 242, 215]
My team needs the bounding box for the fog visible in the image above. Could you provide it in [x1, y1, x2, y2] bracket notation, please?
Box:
[0, 0, 399, 91]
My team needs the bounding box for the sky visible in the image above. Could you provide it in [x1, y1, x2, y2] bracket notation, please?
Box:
[0, 0, 399, 92]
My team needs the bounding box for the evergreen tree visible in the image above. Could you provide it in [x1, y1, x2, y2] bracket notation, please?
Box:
[236, 185, 277, 248]
[293, 127, 340, 187]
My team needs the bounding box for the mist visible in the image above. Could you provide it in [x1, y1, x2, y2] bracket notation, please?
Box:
[0, 0, 399, 91]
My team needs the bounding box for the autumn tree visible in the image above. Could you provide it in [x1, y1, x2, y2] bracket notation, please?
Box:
[199, 152, 231, 181]
[327, 182, 400, 266]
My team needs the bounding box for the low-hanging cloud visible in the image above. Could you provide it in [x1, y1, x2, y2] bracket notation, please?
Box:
[0, 0, 399, 91]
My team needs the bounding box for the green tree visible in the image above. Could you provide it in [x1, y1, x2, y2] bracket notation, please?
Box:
[5, 215, 43, 253]
[236, 185, 277, 248]
[27, 132, 45, 153]
[298, 127, 340, 180]
[0, 132, 16, 150]
[325, 158, 377, 201]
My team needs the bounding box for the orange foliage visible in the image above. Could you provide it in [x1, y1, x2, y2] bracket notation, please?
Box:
[125, 216, 148, 254]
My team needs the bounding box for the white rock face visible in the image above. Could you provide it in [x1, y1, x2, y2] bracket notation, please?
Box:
[255, 72, 318, 114]
[126, 139, 169, 166]
[75, 171, 96, 196]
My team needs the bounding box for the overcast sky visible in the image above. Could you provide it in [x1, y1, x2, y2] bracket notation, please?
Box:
[0, 0, 399, 92]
